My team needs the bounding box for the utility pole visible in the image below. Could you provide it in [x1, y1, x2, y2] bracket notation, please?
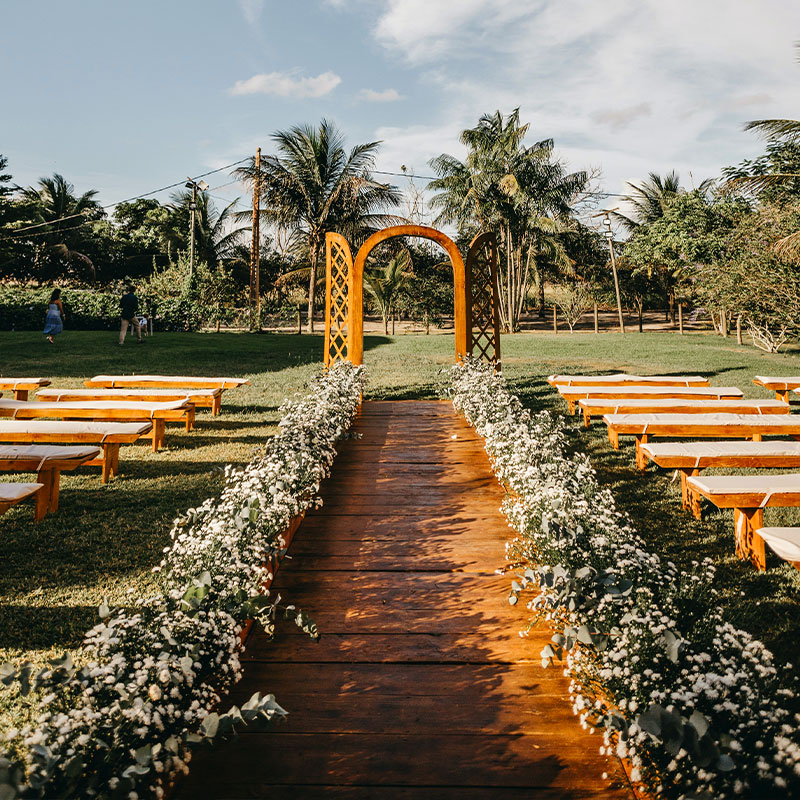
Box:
[602, 212, 625, 334]
[185, 177, 208, 284]
[189, 181, 197, 282]
[250, 147, 261, 330]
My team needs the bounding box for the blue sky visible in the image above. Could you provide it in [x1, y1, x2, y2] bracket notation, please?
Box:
[3, 0, 800, 223]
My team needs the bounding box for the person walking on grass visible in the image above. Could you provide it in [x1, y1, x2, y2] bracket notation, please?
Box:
[43, 288, 64, 344]
[119, 284, 143, 345]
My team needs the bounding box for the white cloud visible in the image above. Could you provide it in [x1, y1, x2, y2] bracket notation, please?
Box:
[229, 70, 342, 98]
[359, 88, 402, 102]
[238, 0, 264, 26]
[591, 103, 652, 131]
[363, 0, 800, 194]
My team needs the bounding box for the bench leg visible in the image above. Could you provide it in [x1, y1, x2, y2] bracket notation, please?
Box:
[609, 428, 619, 449]
[751, 433, 763, 442]
[582, 408, 590, 427]
[101, 445, 112, 483]
[635, 434, 648, 470]
[34, 473, 52, 520]
[567, 398, 576, 415]
[14, 389, 28, 401]
[109, 444, 121, 477]
[734, 507, 766, 571]
[688, 469, 702, 519]
[153, 420, 165, 451]
[186, 406, 195, 432]
[37, 468, 61, 513]
[778, 390, 789, 403]
[212, 396, 222, 416]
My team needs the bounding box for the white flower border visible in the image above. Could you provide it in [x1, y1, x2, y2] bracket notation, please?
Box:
[449, 359, 800, 799]
[0, 362, 365, 799]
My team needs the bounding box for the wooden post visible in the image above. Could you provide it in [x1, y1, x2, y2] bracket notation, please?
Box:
[297, 304, 302, 334]
[593, 302, 599, 334]
[678, 303, 683, 334]
[553, 305, 558, 334]
[736, 314, 742, 345]
[250, 147, 261, 331]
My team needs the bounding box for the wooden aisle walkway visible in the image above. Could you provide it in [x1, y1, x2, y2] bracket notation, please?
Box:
[180, 401, 634, 799]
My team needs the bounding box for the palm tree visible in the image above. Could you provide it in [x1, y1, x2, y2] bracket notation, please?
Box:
[723, 118, 800, 261]
[430, 109, 587, 331]
[168, 189, 247, 270]
[364, 249, 411, 334]
[235, 119, 402, 332]
[612, 171, 714, 233]
[21, 174, 102, 278]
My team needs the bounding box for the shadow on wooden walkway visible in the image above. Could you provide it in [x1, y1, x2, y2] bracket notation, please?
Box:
[179, 401, 634, 799]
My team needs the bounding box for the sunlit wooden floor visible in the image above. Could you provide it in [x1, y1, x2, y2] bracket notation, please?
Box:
[178, 401, 634, 799]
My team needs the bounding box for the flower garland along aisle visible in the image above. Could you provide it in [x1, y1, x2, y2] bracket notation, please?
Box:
[448, 359, 800, 800]
[0, 362, 365, 800]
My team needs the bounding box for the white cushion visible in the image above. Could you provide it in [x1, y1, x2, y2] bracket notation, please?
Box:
[581, 399, 785, 410]
[0, 482, 43, 502]
[604, 413, 800, 427]
[641, 441, 800, 459]
[90, 374, 248, 385]
[755, 376, 800, 389]
[38, 388, 219, 399]
[550, 373, 705, 385]
[0, 445, 101, 462]
[0, 421, 151, 435]
[560, 386, 743, 397]
[688, 473, 800, 495]
[756, 528, 800, 562]
[0, 399, 188, 413]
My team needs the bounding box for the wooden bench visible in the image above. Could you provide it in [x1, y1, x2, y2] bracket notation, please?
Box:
[753, 376, 800, 403]
[0, 399, 193, 450]
[84, 375, 250, 415]
[602, 413, 800, 470]
[639, 440, 800, 518]
[0, 421, 152, 482]
[686, 474, 800, 570]
[578, 398, 788, 427]
[0, 445, 100, 519]
[37, 387, 222, 415]
[558, 385, 744, 415]
[0, 482, 44, 518]
[548, 373, 709, 387]
[0, 378, 51, 401]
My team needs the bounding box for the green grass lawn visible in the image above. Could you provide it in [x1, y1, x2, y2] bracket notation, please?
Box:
[2, 327, 800, 733]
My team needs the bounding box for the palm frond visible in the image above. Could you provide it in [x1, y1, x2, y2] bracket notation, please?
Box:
[744, 119, 800, 144]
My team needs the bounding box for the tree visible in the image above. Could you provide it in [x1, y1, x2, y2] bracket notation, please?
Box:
[429, 109, 588, 331]
[697, 202, 800, 352]
[554, 281, 594, 332]
[235, 119, 401, 332]
[20, 173, 103, 280]
[168, 190, 247, 272]
[364, 248, 411, 334]
[622, 192, 731, 323]
[612, 172, 685, 233]
[722, 118, 800, 261]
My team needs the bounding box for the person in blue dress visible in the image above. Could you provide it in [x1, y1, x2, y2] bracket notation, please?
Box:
[43, 288, 64, 344]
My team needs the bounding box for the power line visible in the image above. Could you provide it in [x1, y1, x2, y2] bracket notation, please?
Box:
[1, 158, 249, 239]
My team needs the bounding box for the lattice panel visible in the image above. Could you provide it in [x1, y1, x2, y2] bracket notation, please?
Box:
[324, 234, 353, 367]
[466, 233, 501, 369]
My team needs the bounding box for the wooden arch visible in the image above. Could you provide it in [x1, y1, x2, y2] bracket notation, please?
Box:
[324, 224, 500, 367]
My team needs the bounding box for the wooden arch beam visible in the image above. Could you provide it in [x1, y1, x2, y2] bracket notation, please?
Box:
[351, 225, 468, 365]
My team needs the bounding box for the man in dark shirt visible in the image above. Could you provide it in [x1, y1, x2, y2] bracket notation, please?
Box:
[118, 285, 143, 345]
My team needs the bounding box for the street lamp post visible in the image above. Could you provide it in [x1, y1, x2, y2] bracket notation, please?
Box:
[603, 213, 625, 334]
[185, 178, 209, 282]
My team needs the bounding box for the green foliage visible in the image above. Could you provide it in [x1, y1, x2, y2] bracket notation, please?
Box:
[364, 249, 411, 334]
[429, 108, 588, 330]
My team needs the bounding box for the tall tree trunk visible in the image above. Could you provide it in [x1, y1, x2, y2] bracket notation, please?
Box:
[306, 238, 319, 334]
[669, 290, 675, 325]
[539, 281, 545, 318]
[383, 312, 389, 335]
[506, 223, 513, 332]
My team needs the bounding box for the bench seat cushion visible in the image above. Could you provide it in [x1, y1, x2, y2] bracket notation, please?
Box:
[90, 374, 249, 386]
[0, 445, 101, 463]
[38, 388, 220, 399]
[550, 373, 705, 385]
[688, 473, 800, 495]
[603, 413, 800, 428]
[580, 399, 785, 411]
[755, 376, 800, 389]
[641, 441, 800, 459]
[0, 482, 43, 502]
[0, 421, 151, 436]
[560, 386, 743, 397]
[755, 527, 800, 562]
[0, 399, 188, 414]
